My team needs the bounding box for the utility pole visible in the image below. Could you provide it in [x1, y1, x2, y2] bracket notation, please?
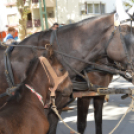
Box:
[39, 0, 49, 30]
[100, 2, 102, 14]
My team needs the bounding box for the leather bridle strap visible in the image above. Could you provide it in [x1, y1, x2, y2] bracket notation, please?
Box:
[105, 31, 115, 53]
[39, 56, 69, 97]
[4, 47, 15, 87]
[52, 30, 93, 89]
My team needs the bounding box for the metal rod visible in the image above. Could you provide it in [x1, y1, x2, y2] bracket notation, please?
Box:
[73, 88, 133, 98]
[43, 0, 49, 29]
[39, 0, 44, 30]
[97, 88, 132, 95]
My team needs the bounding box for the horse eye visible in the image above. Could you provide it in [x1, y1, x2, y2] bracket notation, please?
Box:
[59, 68, 64, 72]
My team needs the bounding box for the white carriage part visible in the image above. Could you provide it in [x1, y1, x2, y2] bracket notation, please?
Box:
[115, 0, 131, 26]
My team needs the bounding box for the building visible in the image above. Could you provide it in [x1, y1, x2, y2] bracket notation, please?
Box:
[27, 0, 56, 34]
[0, 0, 56, 40]
[56, 0, 117, 24]
[0, 0, 19, 41]
[0, 0, 130, 40]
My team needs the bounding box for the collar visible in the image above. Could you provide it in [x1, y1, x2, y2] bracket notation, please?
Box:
[25, 84, 44, 106]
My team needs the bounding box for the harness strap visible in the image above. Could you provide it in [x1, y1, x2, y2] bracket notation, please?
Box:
[119, 26, 134, 72]
[50, 30, 56, 45]
[51, 30, 93, 89]
[4, 52, 14, 87]
[119, 26, 129, 60]
[105, 31, 115, 54]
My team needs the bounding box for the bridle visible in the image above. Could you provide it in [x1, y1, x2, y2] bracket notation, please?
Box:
[39, 56, 69, 97]
[24, 56, 69, 109]
[106, 24, 134, 79]
[50, 27, 134, 86]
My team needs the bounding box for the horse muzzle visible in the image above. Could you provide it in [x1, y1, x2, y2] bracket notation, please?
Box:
[62, 84, 73, 97]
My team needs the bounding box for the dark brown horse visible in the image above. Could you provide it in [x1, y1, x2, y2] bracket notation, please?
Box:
[77, 24, 134, 134]
[43, 16, 134, 133]
[0, 49, 72, 134]
[77, 59, 113, 134]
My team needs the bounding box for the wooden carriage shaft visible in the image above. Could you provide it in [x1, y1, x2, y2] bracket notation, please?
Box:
[73, 88, 133, 98]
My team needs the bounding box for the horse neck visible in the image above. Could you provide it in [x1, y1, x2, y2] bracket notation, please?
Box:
[13, 84, 46, 110]
[56, 14, 114, 78]
[7, 62, 49, 110]
[10, 35, 41, 84]
[24, 59, 50, 106]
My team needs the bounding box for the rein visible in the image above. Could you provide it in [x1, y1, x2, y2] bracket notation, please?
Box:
[1, 40, 133, 87]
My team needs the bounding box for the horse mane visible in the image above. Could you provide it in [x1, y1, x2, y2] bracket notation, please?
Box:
[16, 32, 42, 45]
[57, 13, 114, 32]
[18, 29, 52, 45]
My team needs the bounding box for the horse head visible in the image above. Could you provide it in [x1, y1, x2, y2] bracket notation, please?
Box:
[42, 45, 73, 97]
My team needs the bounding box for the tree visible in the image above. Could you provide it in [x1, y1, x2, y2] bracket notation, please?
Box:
[123, 0, 134, 8]
[16, 0, 31, 41]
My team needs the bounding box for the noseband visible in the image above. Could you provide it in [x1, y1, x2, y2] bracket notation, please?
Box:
[39, 56, 69, 97]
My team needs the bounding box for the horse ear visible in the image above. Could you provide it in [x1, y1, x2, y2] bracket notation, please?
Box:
[45, 44, 54, 58]
[116, 0, 130, 22]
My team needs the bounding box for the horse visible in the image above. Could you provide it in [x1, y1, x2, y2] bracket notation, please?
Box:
[76, 22, 134, 134]
[0, 13, 134, 134]
[44, 17, 134, 134]
[77, 59, 113, 134]
[0, 47, 72, 134]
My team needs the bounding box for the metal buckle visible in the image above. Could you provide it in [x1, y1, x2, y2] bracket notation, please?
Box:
[125, 70, 134, 78]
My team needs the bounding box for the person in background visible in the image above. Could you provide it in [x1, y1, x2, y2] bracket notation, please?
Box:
[4, 27, 18, 52]
[51, 23, 59, 30]
[4, 27, 16, 42]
